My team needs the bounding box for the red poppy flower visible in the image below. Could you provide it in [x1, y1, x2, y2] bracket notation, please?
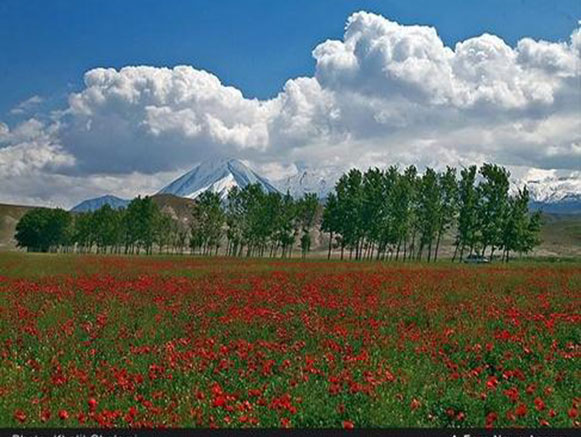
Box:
[515, 403, 527, 417]
[14, 409, 26, 423]
[88, 397, 98, 411]
[342, 420, 354, 429]
[40, 409, 51, 422]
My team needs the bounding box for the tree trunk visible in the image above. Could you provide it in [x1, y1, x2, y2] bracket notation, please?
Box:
[434, 230, 442, 262]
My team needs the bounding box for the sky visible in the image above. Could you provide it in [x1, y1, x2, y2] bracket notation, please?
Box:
[0, 0, 580, 207]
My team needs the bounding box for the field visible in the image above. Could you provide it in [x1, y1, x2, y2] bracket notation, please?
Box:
[0, 253, 579, 428]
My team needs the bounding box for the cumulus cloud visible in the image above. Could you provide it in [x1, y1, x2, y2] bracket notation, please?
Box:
[0, 11, 580, 207]
[0, 119, 74, 177]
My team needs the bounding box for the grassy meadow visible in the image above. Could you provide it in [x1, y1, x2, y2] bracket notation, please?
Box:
[0, 252, 579, 428]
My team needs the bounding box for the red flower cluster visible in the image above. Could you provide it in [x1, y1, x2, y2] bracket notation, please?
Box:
[0, 255, 579, 428]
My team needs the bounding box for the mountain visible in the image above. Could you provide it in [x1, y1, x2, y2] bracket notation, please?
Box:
[512, 170, 581, 214]
[70, 195, 130, 212]
[69, 161, 581, 214]
[276, 165, 581, 212]
[158, 158, 279, 199]
[530, 194, 581, 214]
[273, 166, 344, 199]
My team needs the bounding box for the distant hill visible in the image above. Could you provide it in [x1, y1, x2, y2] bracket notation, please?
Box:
[536, 213, 581, 257]
[70, 195, 130, 212]
[0, 203, 38, 250]
[150, 193, 195, 226]
[529, 196, 581, 214]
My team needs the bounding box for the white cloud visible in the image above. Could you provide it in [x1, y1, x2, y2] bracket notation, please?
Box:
[0, 119, 74, 177]
[0, 11, 580, 207]
[9, 95, 44, 116]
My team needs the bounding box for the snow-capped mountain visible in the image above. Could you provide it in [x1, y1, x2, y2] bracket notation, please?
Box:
[69, 161, 581, 214]
[71, 195, 130, 212]
[158, 158, 279, 200]
[273, 166, 344, 199]
[512, 169, 581, 213]
[276, 165, 581, 213]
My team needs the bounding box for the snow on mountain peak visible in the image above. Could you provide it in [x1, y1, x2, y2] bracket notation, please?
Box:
[273, 166, 345, 199]
[158, 158, 279, 200]
[511, 168, 581, 204]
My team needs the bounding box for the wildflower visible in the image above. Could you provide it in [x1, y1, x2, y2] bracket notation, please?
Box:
[342, 420, 354, 429]
[88, 397, 98, 411]
[14, 409, 26, 423]
[515, 403, 527, 417]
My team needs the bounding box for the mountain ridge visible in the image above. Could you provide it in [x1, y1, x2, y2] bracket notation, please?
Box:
[69, 159, 581, 213]
[71, 195, 130, 213]
[158, 158, 279, 200]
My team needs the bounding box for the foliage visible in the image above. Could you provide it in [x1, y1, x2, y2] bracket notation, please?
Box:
[14, 163, 541, 261]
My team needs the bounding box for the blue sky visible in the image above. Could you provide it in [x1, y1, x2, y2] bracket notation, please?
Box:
[1, 0, 579, 115]
[1, 0, 580, 207]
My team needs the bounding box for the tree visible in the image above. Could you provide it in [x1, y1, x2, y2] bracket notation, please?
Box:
[335, 169, 364, 260]
[321, 193, 340, 259]
[455, 166, 479, 262]
[361, 168, 385, 260]
[15, 208, 72, 252]
[225, 187, 245, 256]
[502, 186, 541, 261]
[477, 164, 510, 260]
[154, 211, 173, 255]
[416, 168, 441, 261]
[399, 166, 419, 261]
[92, 204, 118, 253]
[297, 193, 318, 258]
[434, 167, 458, 261]
[273, 192, 296, 258]
[190, 191, 225, 255]
[123, 196, 159, 254]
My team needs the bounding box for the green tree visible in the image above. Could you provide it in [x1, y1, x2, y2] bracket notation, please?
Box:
[455, 166, 479, 262]
[434, 167, 458, 261]
[190, 191, 225, 255]
[477, 163, 510, 260]
[502, 186, 541, 261]
[321, 193, 340, 259]
[92, 204, 119, 253]
[416, 168, 441, 261]
[297, 193, 318, 258]
[15, 208, 72, 252]
[335, 169, 364, 260]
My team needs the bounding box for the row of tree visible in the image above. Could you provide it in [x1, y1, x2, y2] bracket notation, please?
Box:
[15, 163, 542, 262]
[15, 197, 188, 255]
[193, 186, 318, 258]
[322, 164, 541, 262]
[14, 189, 319, 258]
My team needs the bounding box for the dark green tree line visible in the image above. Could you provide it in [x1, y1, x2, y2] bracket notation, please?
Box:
[15, 163, 541, 261]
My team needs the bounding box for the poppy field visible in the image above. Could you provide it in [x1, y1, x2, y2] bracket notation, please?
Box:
[0, 253, 579, 428]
